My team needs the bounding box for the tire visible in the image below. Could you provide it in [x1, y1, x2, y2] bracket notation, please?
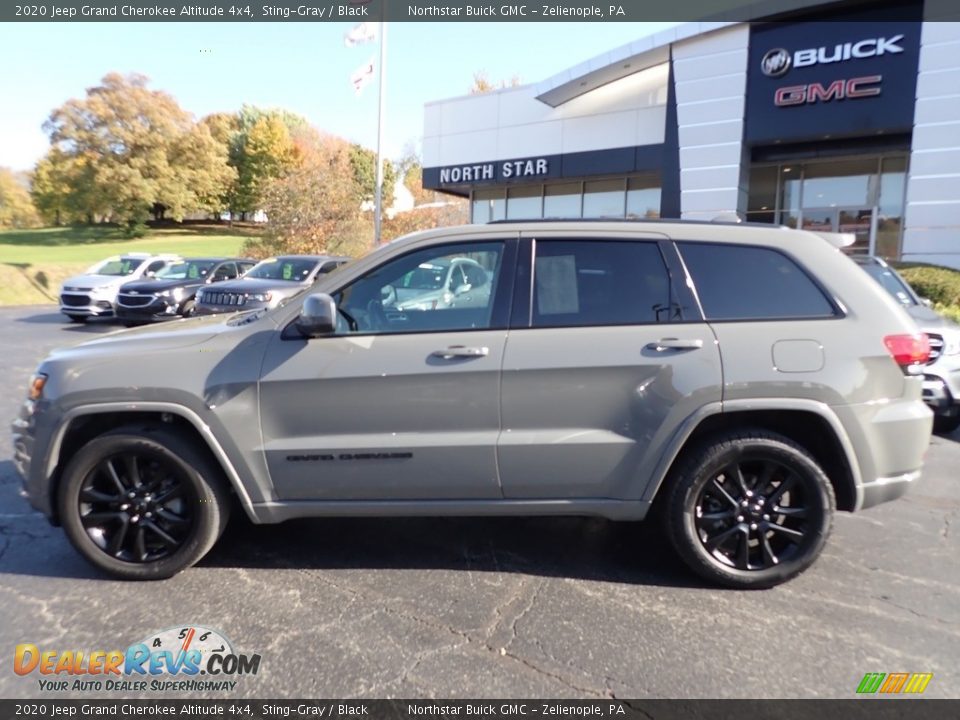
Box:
[933, 413, 960, 435]
[663, 429, 835, 589]
[66, 315, 87, 324]
[58, 426, 230, 580]
[121, 321, 142, 328]
[179, 299, 196, 317]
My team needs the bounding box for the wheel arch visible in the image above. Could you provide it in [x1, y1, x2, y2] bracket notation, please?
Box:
[647, 400, 862, 513]
[46, 403, 258, 525]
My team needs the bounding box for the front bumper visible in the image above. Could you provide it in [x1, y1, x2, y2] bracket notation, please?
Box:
[10, 397, 57, 522]
[60, 292, 114, 318]
[195, 300, 269, 315]
[859, 470, 921, 510]
[116, 295, 179, 322]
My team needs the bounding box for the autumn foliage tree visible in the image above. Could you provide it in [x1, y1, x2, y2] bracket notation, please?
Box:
[0, 168, 41, 228]
[37, 73, 235, 228]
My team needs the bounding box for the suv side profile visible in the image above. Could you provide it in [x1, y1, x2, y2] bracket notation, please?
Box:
[13, 221, 932, 588]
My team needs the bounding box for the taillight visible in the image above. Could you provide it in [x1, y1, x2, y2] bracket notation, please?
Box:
[883, 333, 930, 370]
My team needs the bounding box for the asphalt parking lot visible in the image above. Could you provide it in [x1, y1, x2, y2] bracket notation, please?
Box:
[0, 305, 958, 700]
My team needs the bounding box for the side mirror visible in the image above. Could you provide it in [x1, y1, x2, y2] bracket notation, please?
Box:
[921, 297, 934, 308]
[454, 283, 472, 296]
[145, 271, 156, 279]
[296, 293, 337, 338]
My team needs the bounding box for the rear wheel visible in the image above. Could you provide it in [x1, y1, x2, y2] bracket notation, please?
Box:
[933, 413, 960, 435]
[664, 430, 834, 589]
[58, 426, 230, 580]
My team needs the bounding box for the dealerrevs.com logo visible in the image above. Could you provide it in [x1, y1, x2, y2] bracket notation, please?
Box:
[13, 625, 262, 693]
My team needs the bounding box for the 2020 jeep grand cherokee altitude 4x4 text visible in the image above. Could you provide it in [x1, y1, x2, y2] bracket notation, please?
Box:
[12, 221, 933, 588]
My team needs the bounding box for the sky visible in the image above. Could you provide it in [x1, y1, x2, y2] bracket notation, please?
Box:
[0, 21, 679, 172]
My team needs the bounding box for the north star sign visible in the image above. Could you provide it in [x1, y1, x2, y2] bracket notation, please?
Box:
[439, 158, 549, 184]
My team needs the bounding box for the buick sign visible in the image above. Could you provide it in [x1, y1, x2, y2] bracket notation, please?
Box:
[761, 48, 792, 77]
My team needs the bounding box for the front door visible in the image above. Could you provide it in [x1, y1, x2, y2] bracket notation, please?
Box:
[497, 232, 723, 501]
[258, 237, 516, 501]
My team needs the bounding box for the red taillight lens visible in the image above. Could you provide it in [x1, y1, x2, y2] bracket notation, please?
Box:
[883, 333, 930, 368]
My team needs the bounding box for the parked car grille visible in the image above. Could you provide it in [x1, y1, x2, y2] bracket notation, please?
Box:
[61, 294, 91, 307]
[202, 292, 246, 307]
[927, 333, 944, 364]
[117, 294, 154, 307]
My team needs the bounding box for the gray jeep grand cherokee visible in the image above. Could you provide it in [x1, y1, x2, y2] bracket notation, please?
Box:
[12, 221, 933, 588]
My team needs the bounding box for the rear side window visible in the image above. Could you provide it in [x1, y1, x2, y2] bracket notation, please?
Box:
[531, 240, 671, 327]
[678, 242, 836, 320]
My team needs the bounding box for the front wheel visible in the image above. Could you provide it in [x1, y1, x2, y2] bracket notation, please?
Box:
[179, 299, 196, 317]
[58, 426, 230, 580]
[664, 430, 835, 589]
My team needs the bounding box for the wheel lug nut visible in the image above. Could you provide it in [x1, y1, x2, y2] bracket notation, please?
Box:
[758, 498, 765, 505]
[736, 515, 744, 523]
[763, 514, 770, 521]
[746, 490, 753, 497]
[131, 515, 139, 524]
[750, 523, 758, 531]
[741, 500, 749, 507]
[128, 492, 136, 499]
[145, 512, 152, 518]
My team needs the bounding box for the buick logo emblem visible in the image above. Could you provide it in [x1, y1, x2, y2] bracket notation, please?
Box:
[761, 48, 792, 77]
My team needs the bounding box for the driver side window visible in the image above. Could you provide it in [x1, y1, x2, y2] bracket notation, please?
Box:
[336, 242, 504, 335]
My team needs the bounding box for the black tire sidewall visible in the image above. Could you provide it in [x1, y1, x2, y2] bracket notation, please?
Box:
[668, 434, 834, 589]
[58, 430, 227, 580]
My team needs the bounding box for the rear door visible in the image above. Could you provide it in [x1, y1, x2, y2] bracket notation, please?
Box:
[497, 231, 723, 501]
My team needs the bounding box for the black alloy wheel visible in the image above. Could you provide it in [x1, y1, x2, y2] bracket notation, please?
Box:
[664, 430, 834, 589]
[78, 452, 196, 563]
[59, 426, 230, 580]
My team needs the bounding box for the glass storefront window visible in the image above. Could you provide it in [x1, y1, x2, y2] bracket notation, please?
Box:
[544, 183, 581, 218]
[747, 166, 778, 214]
[471, 189, 505, 223]
[506, 186, 542, 220]
[780, 166, 801, 213]
[583, 179, 625, 218]
[802, 159, 876, 207]
[877, 156, 907, 259]
[626, 177, 661, 219]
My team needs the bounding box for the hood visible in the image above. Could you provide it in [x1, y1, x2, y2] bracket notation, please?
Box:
[202, 277, 305, 294]
[61, 273, 134, 291]
[120, 278, 201, 294]
[46, 313, 247, 363]
[903, 304, 958, 333]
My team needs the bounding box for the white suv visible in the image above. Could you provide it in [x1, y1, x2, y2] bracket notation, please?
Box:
[59, 253, 180, 323]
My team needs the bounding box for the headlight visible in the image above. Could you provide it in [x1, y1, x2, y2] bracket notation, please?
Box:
[157, 288, 184, 300]
[90, 286, 111, 296]
[247, 292, 272, 303]
[944, 334, 960, 356]
[195, 290, 204, 302]
[28, 373, 48, 401]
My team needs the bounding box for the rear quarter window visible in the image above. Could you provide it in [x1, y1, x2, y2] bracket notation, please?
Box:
[678, 242, 837, 320]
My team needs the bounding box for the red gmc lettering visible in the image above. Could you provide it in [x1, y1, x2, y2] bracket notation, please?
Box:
[774, 75, 883, 106]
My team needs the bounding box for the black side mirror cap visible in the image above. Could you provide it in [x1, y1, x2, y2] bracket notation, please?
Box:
[296, 293, 337, 338]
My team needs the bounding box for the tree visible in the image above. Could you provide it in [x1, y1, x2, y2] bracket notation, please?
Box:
[469, 71, 522, 94]
[348, 143, 396, 208]
[0, 168, 41, 228]
[245, 131, 372, 259]
[228, 106, 307, 218]
[381, 200, 469, 244]
[401, 161, 436, 207]
[41, 72, 233, 226]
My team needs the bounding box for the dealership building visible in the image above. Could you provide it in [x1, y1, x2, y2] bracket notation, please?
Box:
[422, 0, 960, 266]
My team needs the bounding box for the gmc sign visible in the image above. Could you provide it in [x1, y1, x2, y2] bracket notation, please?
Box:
[774, 75, 882, 106]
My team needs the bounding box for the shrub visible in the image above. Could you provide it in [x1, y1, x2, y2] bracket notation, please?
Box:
[898, 265, 960, 308]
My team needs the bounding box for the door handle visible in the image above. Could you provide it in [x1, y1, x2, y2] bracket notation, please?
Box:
[431, 345, 490, 359]
[647, 338, 704, 352]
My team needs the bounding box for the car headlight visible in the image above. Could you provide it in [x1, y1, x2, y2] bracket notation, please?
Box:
[944, 333, 960, 356]
[247, 292, 272, 303]
[90, 286, 111, 296]
[195, 290, 205, 302]
[157, 288, 184, 300]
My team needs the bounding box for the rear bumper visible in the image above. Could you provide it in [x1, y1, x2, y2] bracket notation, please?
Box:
[859, 470, 921, 510]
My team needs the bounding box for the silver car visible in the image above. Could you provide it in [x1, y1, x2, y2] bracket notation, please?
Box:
[13, 221, 932, 588]
[854, 255, 960, 434]
[59, 253, 180, 323]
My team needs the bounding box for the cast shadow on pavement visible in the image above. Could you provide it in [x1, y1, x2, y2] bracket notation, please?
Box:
[15, 311, 117, 333]
[200, 513, 704, 589]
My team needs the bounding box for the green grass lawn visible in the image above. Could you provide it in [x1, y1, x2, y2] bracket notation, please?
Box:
[0, 224, 259, 305]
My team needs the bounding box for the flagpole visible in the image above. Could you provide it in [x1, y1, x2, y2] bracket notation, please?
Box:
[374, 20, 388, 246]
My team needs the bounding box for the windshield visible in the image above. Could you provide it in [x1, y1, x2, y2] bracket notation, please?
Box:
[156, 260, 217, 280]
[401, 262, 450, 290]
[246, 258, 318, 282]
[860, 264, 917, 306]
[86, 256, 143, 277]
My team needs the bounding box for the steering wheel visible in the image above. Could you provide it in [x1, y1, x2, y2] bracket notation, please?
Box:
[365, 299, 389, 331]
[380, 284, 398, 308]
